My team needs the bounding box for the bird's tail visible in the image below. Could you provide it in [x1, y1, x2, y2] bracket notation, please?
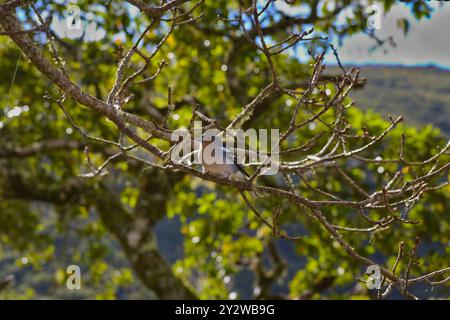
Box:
[234, 166, 263, 198]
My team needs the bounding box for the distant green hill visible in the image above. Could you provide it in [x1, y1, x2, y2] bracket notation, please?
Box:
[329, 65, 450, 136]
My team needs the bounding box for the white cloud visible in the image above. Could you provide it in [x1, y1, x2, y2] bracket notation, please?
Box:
[327, 1, 450, 69]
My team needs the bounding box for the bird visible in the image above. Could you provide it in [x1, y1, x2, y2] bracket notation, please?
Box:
[198, 134, 250, 180]
[198, 134, 262, 199]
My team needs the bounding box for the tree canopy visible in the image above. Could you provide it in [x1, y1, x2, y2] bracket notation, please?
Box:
[0, 0, 449, 299]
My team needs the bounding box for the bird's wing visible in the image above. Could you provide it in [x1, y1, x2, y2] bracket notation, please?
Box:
[221, 144, 250, 179]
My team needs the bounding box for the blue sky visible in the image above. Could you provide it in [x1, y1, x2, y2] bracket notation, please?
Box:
[47, 0, 450, 69]
[326, 1, 450, 69]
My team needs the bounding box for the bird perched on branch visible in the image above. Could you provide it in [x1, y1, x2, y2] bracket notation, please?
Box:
[198, 134, 260, 198]
[198, 134, 250, 180]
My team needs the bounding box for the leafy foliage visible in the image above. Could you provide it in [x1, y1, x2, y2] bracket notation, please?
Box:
[0, 0, 448, 300]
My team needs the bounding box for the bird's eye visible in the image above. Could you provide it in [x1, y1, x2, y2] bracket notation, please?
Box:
[211, 136, 215, 142]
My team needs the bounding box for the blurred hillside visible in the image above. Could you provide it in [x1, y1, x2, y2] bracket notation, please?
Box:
[333, 65, 450, 136]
